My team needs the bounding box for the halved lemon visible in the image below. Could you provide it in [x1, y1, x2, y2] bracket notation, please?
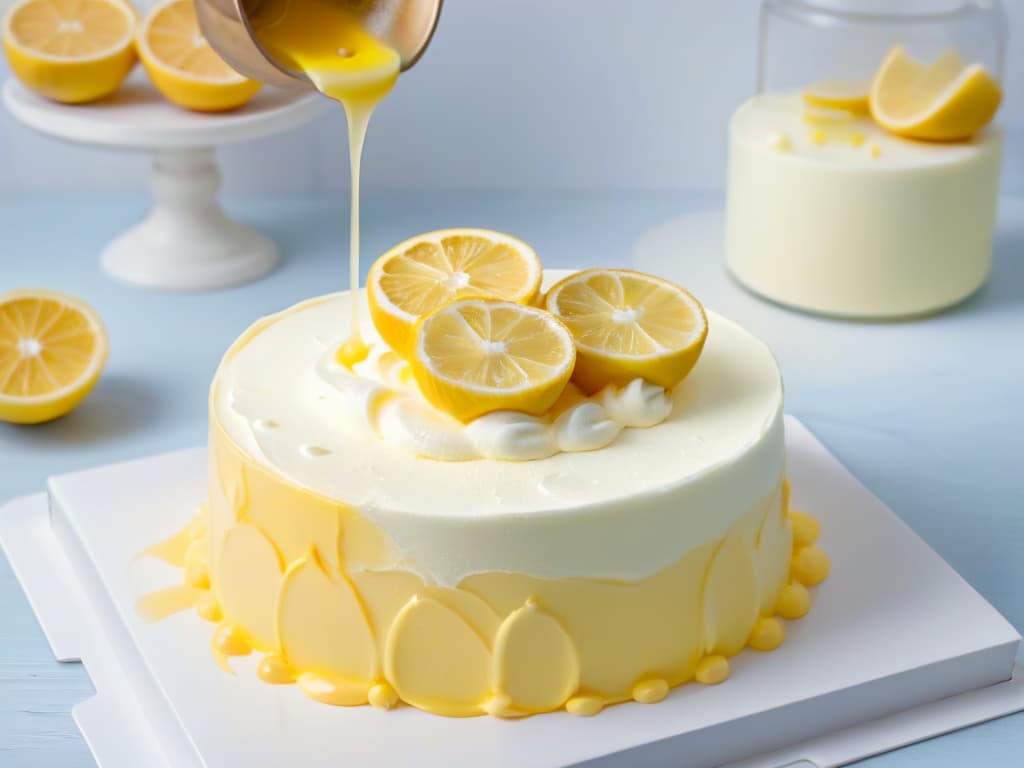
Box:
[411, 299, 575, 423]
[0, 290, 108, 424]
[803, 80, 870, 115]
[869, 46, 1001, 141]
[545, 269, 708, 393]
[369, 229, 542, 359]
[136, 0, 261, 112]
[2, 0, 136, 104]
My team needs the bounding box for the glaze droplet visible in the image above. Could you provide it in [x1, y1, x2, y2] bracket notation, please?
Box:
[695, 655, 730, 685]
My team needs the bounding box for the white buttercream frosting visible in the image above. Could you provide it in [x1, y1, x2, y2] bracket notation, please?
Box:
[213, 271, 786, 586]
[311, 342, 671, 461]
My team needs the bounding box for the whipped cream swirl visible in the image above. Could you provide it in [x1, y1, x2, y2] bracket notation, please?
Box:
[315, 342, 672, 461]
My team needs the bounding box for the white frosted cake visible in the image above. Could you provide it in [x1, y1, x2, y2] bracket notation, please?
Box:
[141, 250, 828, 718]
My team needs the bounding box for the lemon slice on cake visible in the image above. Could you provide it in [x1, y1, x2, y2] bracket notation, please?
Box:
[2, 0, 136, 104]
[545, 269, 708, 393]
[869, 46, 1001, 141]
[411, 299, 575, 422]
[137, 0, 261, 112]
[369, 229, 542, 358]
[803, 80, 870, 115]
[0, 290, 108, 424]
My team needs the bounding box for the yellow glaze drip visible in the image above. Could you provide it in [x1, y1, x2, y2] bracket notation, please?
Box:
[136, 409, 831, 717]
[257, 654, 295, 685]
[789, 509, 821, 548]
[253, 0, 399, 364]
[748, 617, 785, 651]
[482, 693, 517, 718]
[212, 622, 251, 657]
[137, 524, 192, 567]
[183, 539, 210, 589]
[792, 546, 830, 586]
[297, 674, 370, 706]
[196, 592, 222, 623]
[134, 585, 205, 622]
[777, 582, 812, 620]
[695, 655, 730, 685]
[632, 678, 669, 704]
[566, 695, 605, 717]
[369, 682, 399, 710]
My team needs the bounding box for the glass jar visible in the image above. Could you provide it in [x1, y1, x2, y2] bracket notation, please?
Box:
[725, 0, 1007, 319]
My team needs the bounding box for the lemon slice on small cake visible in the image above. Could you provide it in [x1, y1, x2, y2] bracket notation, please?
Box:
[545, 269, 708, 394]
[803, 80, 870, 115]
[136, 0, 261, 112]
[0, 290, 108, 424]
[869, 46, 1001, 141]
[411, 299, 575, 422]
[369, 228, 542, 358]
[2, 0, 136, 104]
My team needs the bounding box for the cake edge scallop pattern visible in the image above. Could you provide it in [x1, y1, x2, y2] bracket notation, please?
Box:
[134, 478, 829, 718]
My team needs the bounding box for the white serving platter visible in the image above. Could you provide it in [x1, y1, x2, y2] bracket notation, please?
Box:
[1, 417, 1022, 768]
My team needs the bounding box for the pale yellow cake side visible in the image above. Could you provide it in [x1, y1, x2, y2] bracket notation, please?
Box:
[139, 291, 830, 718]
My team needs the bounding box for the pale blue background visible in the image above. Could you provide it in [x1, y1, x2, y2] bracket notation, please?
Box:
[2, 0, 1024, 765]
[0, 0, 1023, 196]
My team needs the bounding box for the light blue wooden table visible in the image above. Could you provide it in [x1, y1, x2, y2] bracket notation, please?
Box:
[1, 193, 1022, 767]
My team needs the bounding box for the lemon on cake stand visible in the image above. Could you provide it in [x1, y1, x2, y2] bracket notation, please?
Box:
[2, 73, 324, 291]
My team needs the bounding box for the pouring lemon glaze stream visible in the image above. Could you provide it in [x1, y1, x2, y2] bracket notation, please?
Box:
[253, 0, 401, 367]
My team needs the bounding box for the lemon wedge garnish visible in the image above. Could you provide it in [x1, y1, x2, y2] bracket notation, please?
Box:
[2, 0, 136, 104]
[545, 269, 708, 393]
[136, 0, 261, 111]
[411, 299, 575, 423]
[869, 46, 1001, 141]
[803, 80, 870, 115]
[369, 228, 542, 359]
[0, 290, 108, 424]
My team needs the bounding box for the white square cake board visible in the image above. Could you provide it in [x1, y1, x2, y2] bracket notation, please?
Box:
[1, 417, 1022, 768]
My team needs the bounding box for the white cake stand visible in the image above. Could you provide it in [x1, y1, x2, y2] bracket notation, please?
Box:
[3, 74, 326, 291]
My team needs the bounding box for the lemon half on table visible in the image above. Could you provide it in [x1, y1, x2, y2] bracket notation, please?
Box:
[2, 0, 137, 104]
[136, 0, 261, 112]
[0, 290, 109, 425]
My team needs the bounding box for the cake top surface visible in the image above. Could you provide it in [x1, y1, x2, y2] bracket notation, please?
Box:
[732, 92, 998, 168]
[212, 273, 785, 583]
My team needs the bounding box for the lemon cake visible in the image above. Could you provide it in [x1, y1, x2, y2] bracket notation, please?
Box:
[726, 48, 1003, 318]
[141, 239, 828, 718]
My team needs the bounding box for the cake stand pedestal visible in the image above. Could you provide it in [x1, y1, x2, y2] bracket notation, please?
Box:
[3, 76, 326, 291]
